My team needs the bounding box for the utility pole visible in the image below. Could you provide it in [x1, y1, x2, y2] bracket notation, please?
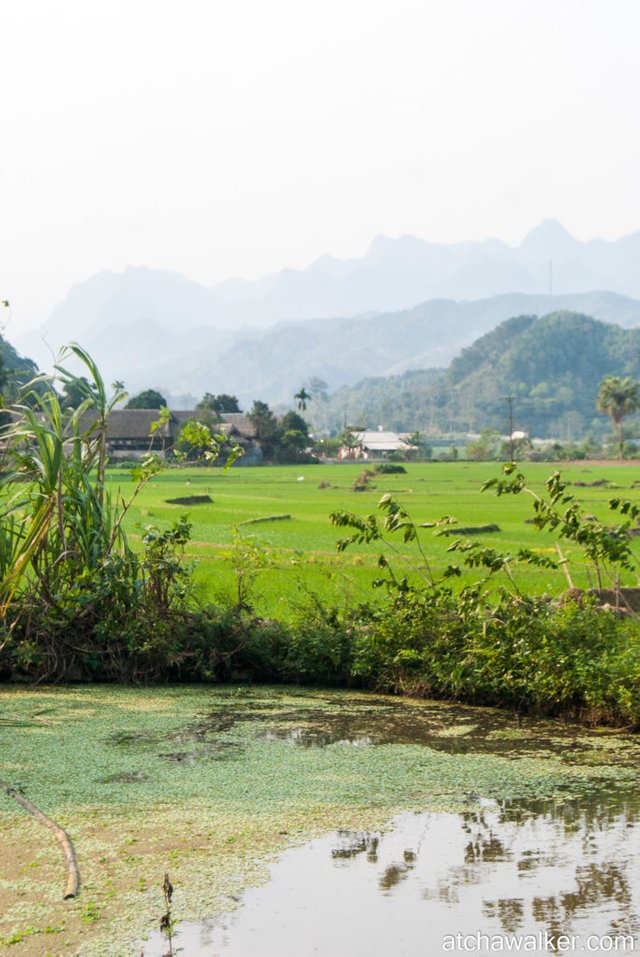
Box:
[503, 395, 515, 461]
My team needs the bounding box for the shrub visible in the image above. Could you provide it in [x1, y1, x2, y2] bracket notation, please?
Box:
[374, 463, 407, 474]
[0, 346, 227, 682]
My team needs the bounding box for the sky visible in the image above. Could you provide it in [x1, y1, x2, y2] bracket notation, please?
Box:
[2, 0, 640, 334]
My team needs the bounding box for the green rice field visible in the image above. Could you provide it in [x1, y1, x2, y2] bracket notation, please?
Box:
[107, 460, 640, 615]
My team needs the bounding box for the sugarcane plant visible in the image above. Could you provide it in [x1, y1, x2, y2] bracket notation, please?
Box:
[0, 344, 230, 680]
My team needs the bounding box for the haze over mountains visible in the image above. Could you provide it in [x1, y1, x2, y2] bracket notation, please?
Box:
[13, 220, 640, 407]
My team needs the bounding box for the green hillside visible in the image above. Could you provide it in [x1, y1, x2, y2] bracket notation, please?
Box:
[318, 311, 640, 439]
[0, 336, 40, 404]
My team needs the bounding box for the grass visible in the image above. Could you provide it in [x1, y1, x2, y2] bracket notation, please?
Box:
[105, 460, 640, 616]
[0, 684, 638, 956]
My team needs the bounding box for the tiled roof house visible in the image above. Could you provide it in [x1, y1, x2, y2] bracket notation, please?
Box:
[77, 409, 259, 462]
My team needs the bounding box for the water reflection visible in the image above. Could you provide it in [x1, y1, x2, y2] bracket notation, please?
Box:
[187, 692, 640, 765]
[141, 791, 640, 956]
[107, 689, 640, 769]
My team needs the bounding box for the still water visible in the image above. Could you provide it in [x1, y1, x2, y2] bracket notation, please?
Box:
[142, 796, 640, 956]
[139, 694, 640, 957]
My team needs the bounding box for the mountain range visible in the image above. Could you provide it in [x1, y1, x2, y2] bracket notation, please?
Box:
[12, 220, 640, 406]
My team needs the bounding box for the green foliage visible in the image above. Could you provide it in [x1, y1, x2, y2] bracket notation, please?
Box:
[596, 375, 640, 457]
[0, 335, 42, 407]
[248, 402, 313, 463]
[248, 400, 281, 459]
[173, 418, 218, 463]
[0, 347, 202, 681]
[294, 387, 311, 412]
[374, 463, 406, 474]
[125, 388, 167, 410]
[196, 393, 240, 413]
[2, 408, 640, 727]
[141, 516, 192, 614]
[321, 311, 640, 441]
[280, 429, 308, 454]
[323, 466, 640, 722]
[405, 431, 432, 460]
[483, 463, 640, 590]
[281, 410, 308, 435]
[59, 374, 99, 410]
[466, 429, 501, 461]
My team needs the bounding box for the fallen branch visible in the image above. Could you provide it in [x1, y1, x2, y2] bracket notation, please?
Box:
[0, 778, 80, 898]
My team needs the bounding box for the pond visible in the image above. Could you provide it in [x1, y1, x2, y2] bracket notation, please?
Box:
[137, 693, 640, 957]
[142, 794, 640, 956]
[1, 685, 639, 956]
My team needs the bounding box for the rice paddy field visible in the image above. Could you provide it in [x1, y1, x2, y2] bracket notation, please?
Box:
[2, 462, 640, 955]
[108, 460, 640, 616]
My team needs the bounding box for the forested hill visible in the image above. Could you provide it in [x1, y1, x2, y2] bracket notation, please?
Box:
[0, 337, 40, 403]
[318, 312, 640, 439]
[16, 287, 640, 408]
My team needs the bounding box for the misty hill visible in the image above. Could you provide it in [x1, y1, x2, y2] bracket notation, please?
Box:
[16, 288, 640, 409]
[182, 291, 640, 409]
[319, 311, 640, 440]
[15, 219, 640, 380]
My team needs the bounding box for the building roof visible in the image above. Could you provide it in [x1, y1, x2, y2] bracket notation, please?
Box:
[77, 409, 256, 442]
[352, 430, 411, 452]
[218, 413, 256, 438]
[79, 409, 171, 440]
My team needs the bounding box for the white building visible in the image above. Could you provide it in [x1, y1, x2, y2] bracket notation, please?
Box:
[339, 429, 414, 460]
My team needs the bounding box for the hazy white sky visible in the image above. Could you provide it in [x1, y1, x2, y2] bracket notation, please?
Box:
[2, 0, 640, 332]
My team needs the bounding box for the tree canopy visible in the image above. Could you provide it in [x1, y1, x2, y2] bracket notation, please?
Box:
[196, 393, 241, 414]
[125, 389, 167, 410]
[294, 387, 311, 412]
[596, 375, 640, 457]
[248, 402, 312, 463]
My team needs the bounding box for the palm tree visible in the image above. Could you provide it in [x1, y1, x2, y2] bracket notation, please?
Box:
[294, 387, 311, 412]
[596, 375, 640, 458]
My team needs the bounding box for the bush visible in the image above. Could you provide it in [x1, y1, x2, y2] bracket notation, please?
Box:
[374, 463, 407, 474]
[0, 347, 223, 683]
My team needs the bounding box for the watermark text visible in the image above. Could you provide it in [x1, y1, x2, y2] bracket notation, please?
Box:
[442, 932, 637, 952]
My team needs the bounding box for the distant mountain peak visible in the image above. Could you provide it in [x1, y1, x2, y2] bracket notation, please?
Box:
[366, 233, 428, 256]
[366, 233, 394, 257]
[519, 219, 578, 257]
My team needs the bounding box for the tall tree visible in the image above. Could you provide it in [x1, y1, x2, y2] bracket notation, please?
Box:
[281, 410, 308, 436]
[125, 389, 167, 410]
[197, 393, 241, 414]
[306, 377, 329, 401]
[248, 400, 281, 460]
[294, 387, 310, 412]
[596, 375, 640, 458]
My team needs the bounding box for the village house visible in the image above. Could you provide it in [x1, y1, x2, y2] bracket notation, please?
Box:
[78, 409, 260, 463]
[338, 429, 414, 460]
